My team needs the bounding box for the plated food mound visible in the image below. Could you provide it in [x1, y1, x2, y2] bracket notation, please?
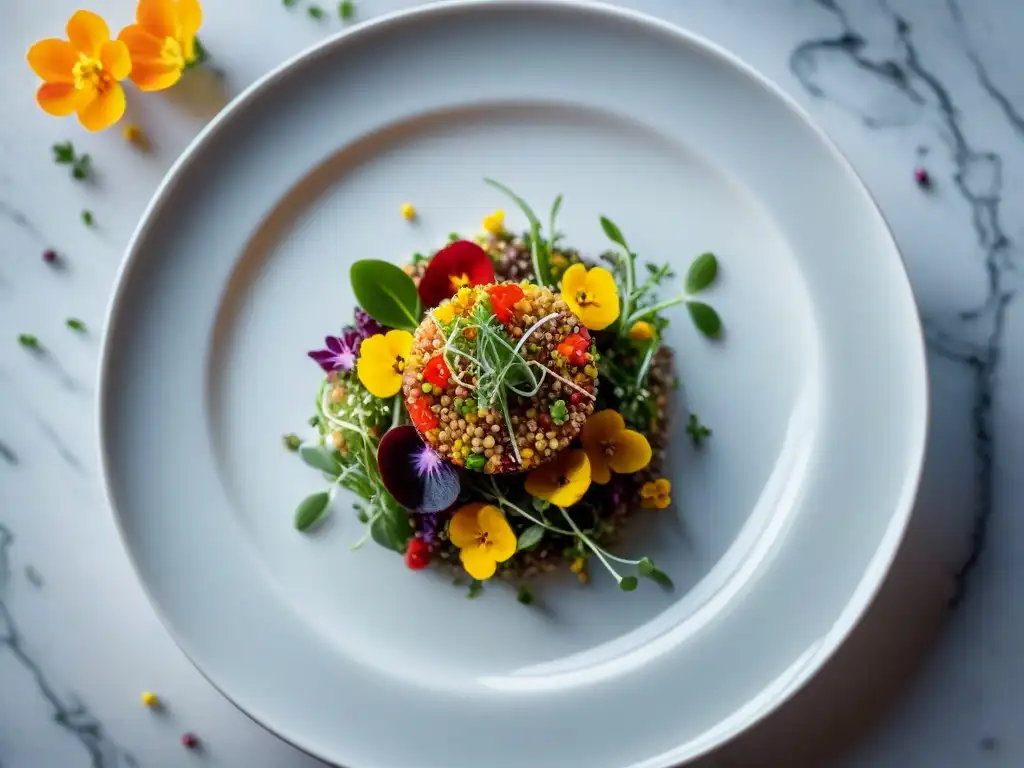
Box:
[402, 282, 597, 473]
[286, 179, 727, 599]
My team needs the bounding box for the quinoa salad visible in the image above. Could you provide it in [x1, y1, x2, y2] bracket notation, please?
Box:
[286, 179, 725, 599]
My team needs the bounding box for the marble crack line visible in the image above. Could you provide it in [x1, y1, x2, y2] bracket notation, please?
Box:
[0, 523, 139, 767]
[789, 1, 1021, 605]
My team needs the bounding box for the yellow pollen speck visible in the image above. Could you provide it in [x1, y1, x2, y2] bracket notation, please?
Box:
[141, 691, 160, 707]
[400, 202, 416, 221]
[122, 123, 148, 149]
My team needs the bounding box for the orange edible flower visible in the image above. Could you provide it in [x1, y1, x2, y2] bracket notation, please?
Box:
[118, 0, 203, 92]
[27, 11, 132, 132]
[579, 409, 652, 485]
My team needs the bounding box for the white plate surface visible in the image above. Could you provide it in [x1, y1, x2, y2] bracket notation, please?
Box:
[98, 2, 928, 766]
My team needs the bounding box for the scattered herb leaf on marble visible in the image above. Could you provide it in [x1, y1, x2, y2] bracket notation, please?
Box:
[686, 301, 722, 339]
[339, 0, 355, 20]
[685, 413, 711, 447]
[17, 334, 40, 349]
[81, 210, 94, 227]
[308, 5, 325, 19]
[685, 252, 718, 294]
[294, 491, 331, 531]
[65, 318, 86, 332]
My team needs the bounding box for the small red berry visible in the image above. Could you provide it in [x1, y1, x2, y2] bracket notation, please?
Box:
[570, 392, 581, 406]
[42, 249, 58, 264]
[405, 537, 431, 570]
[914, 167, 930, 186]
[538, 413, 552, 429]
[181, 733, 199, 749]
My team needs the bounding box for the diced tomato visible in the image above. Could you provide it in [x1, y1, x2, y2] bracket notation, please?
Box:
[486, 284, 525, 324]
[407, 396, 439, 432]
[423, 355, 451, 389]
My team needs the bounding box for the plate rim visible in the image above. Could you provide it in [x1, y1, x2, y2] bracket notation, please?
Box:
[96, 0, 929, 764]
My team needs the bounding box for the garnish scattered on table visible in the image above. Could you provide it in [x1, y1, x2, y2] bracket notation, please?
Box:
[287, 181, 726, 597]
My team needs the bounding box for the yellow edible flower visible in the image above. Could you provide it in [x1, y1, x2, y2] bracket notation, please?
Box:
[449, 503, 516, 580]
[482, 209, 505, 234]
[580, 409, 652, 484]
[433, 303, 455, 324]
[561, 264, 620, 331]
[356, 330, 413, 398]
[640, 478, 672, 509]
[629, 320, 655, 341]
[27, 11, 132, 132]
[525, 449, 592, 508]
[118, 0, 203, 92]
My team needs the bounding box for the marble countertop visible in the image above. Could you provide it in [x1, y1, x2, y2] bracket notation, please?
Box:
[2, 0, 1022, 765]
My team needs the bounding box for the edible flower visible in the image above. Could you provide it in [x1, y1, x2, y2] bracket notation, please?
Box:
[377, 425, 460, 513]
[629, 320, 655, 341]
[641, 478, 672, 509]
[308, 329, 360, 373]
[423, 355, 451, 389]
[118, 0, 203, 92]
[357, 330, 413, 397]
[432, 303, 456, 325]
[449, 503, 516, 579]
[27, 11, 132, 131]
[580, 409, 652, 484]
[354, 307, 386, 338]
[417, 241, 495, 308]
[561, 264, 620, 331]
[525, 449, 592, 507]
[482, 209, 505, 234]
[486, 283, 525, 325]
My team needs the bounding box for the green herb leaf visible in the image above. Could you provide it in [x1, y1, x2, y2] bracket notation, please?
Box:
[282, 433, 302, 452]
[599, 216, 628, 250]
[619, 575, 639, 592]
[467, 580, 484, 599]
[686, 301, 722, 339]
[185, 37, 207, 70]
[484, 178, 551, 284]
[517, 585, 534, 605]
[549, 399, 568, 425]
[338, 0, 355, 19]
[282, 0, 298, 6]
[308, 5, 325, 18]
[685, 252, 718, 294]
[517, 524, 545, 551]
[294, 491, 331, 531]
[81, 210, 94, 227]
[299, 444, 342, 476]
[17, 334, 40, 349]
[52, 142, 75, 164]
[350, 259, 421, 330]
[370, 496, 412, 552]
[685, 413, 712, 447]
[65, 318, 86, 332]
[71, 155, 91, 181]
[531, 497, 551, 515]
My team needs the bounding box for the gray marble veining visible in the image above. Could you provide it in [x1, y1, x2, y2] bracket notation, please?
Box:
[3, 0, 1024, 766]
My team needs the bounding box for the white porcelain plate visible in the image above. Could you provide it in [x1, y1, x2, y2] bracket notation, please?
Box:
[98, 2, 928, 766]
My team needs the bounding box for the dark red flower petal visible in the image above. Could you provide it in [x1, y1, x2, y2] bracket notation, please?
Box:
[486, 284, 524, 325]
[378, 424, 460, 513]
[418, 241, 495, 308]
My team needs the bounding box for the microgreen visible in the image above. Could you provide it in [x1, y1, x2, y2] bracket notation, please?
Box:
[294, 491, 331, 531]
[638, 557, 674, 588]
[17, 334, 40, 349]
[81, 210, 94, 227]
[283, 0, 298, 6]
[339, 0, 355, 19]
[350, 259, 421, 331]
[517, 585, 534, 605]
[308, 5, 325, 19]
[283, 433, 302, 452]
[686, 413, 712, 447]
[467, 580, 484, 599]
[299, 443, 342, 476]
[484, 178, 558, 286]
[65, 318, 86, 332]
[685, 252, 718, 294]
[686, 302, 722, 339]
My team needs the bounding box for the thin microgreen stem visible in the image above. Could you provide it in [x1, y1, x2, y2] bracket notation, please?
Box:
[559, 507, 624, 583]
[488, 480, 573, 536]
[626, 295, 686, 326]
[635, 342, 657, 388]
[391, 393, 403, 429]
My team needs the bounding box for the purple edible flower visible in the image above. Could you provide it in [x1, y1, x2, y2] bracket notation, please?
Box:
[307, 328, 360, 373]
[378, 425, 461, 513]
[354, 307, 387, 339]
[417, 511, 446, 549]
